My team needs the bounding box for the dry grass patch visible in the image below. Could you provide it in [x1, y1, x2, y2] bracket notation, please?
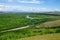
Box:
[36, 20, 60, 28]
[19, 33, 60, 40]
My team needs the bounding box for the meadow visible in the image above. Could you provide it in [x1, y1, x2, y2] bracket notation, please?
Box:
[20, 33, 60, 40]
[0, 13, 60, 40]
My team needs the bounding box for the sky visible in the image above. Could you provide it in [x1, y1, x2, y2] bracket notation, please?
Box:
[0, 0, 60, 12]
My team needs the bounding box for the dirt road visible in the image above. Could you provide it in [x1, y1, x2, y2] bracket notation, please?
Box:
[0, 26, 30, 33]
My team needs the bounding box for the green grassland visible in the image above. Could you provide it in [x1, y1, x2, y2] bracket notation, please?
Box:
[0, 13, 60, 40]
[0, 13, 60, 31]
[0, 26, 60, 40]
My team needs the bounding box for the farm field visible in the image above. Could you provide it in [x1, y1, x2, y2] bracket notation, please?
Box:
[0, 13, 60, 40]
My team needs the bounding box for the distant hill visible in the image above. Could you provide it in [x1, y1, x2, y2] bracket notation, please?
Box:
[0, 11, 60, 16]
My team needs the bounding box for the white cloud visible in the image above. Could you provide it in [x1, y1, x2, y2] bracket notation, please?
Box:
[0, 4, 60, 12]
[0, 4, 45, 12]
[0, 5, 5, 11]
[8, 0, 14, 2]
[7, 0, 44, 4]
[54, 9, 60, 11]
[18, 1, 40, 4]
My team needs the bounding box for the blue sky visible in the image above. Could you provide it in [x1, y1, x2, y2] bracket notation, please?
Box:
[0, 0, 60, 12]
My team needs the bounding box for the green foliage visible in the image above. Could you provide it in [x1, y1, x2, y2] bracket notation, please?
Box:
[0, 13, 60, 40]
[56, 29, 60, 33]
[0, 27, 60, 40]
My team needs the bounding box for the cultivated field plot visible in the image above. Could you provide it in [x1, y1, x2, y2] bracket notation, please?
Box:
[0, 13, 60, 40]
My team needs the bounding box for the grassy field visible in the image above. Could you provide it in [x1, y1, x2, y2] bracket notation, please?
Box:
[20, 33, 60, 40]
[0, 13, 60, 31]
[0, 13, 60, 40]
[0, 26, 60, 40]
[36, 20, 60, 28]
